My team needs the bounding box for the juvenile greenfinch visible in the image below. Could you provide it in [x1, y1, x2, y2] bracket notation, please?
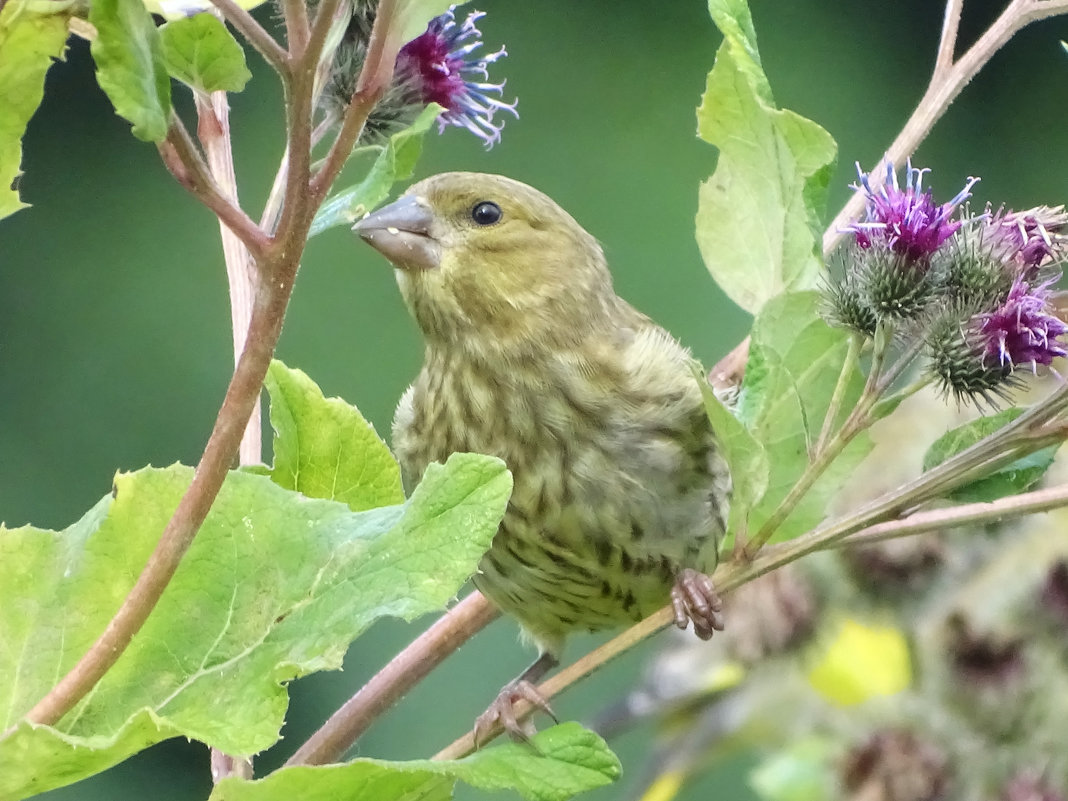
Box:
[355, 172, 729, 739]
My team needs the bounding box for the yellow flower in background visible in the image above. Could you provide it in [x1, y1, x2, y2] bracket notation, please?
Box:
[806, 619, 911, 706]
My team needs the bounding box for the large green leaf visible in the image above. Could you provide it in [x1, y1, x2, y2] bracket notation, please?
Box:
[89, 0, 171, 142]
[310, 105, 440, 237]
[737, 292, 870, 542]
[695, 0, 837, 314]
[0, 456, 510, 799]
[922, 409, 1060, 503]
[210, 724, 620, 801]
[0, 0, 70, 220]
[159, 12, 251, 93]
[265, 360, 404, 510]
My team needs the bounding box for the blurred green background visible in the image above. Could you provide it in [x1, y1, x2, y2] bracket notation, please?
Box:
[3, 1, 1066, 799]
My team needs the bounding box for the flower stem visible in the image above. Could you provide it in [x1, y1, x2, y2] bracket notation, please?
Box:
[742, 322, 893, 557]
[814, 334, 862, 455]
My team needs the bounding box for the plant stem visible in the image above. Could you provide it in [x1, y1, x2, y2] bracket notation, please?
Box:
[194, 51, 260, 777]
[307, 0, 395, 203]
[823, 0, 1068, 254]
[814, 334, 862, 455]
[158, 114, 269, 258]
[283, 0, 310, 56]
[742, 322, 892, 557]
[288, 593, 500, 766]
[195, 89, 262, 468]
[834, 480, 1068, 548]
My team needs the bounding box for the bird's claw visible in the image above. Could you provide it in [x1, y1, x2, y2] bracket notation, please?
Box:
[473, 679, 558, 747]
[671, 568, 725, 640]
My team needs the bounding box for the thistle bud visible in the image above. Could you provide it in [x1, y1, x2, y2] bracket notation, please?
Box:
[946, 613, 1026, 689]
[999, 771, 1066, 801]
[845, 536, 946, 593]
[926, 278, 1067, 404]
[935, 225, 1014, 310]
[841, 728, 950, 801]
[985, 205, 1068, 275]
[322, 4, 517, 147]
[926, 307, 1018, 404]
[826, 161, 978, 330]
[718, 566, 817, 663]
[844, 160, 977, 263]
[822, 267, 878, 336]
[1039, 560, 1068, 627]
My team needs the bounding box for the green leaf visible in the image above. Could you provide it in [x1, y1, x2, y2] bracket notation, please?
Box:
[209, 723, 620, 801]
[0, 456, 510, 799]
[89, 0, 171, 142]
[265, 360, 405, 510]
[693, 366, 769, 546]
[158, 12, 251, 93]
[695, 0, 837, 314]
[737, 291, 870, 542]
[922, 409, 1059, 503]
[310, 104, 440, 237]
[749, 737, 836, 801]
[0, 0, 70, 220]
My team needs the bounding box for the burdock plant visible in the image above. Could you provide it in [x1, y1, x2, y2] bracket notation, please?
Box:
[4, 0, 1068, 800]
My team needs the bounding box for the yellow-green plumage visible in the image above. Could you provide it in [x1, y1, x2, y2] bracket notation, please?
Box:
[357, 172, 730, 661]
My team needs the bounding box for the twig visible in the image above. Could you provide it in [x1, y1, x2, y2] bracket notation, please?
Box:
[822, 0, 1068, 254]
[195, 50, 261, 776]
[283, 0, 310, 56]
[305, 0, 344, 74]
[288, 593, 500, 766]
[935, 0, 965, 72]
[195, 90, 262, 467]
[158, 113, 270, 259]
[833, 481, 1068, 548]
[307, 0, 395, 204]
[209, 0, 290, 76]
[814, 334, 862, 455]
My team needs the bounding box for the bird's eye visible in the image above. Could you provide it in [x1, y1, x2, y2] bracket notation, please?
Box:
[471, 201, 502, 226]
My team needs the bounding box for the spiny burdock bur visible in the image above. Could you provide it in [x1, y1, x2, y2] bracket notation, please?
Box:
[320, 2, 517, 147]
[823, 160, 1068, 405]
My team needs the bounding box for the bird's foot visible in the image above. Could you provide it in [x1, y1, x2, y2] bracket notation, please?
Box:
[474, 679, 558, 746]
[671, 568, 725, 640]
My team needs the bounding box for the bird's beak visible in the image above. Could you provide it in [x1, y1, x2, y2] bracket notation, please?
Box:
[353, 195, 440, 271]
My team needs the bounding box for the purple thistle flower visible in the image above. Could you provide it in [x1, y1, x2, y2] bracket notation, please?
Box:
[978, 277, 1068, 370]
[396, 7, 518, 148]
[846, 160, 979, 262]
[983, 205, 1067, 272]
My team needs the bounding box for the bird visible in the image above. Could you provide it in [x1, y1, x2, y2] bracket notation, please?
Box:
[353, 172, 730, 740]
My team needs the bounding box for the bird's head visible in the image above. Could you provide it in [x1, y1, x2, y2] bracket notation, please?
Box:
[354, 172, 617, 349]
